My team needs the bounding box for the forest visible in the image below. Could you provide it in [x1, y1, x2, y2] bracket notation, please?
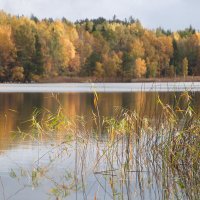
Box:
[0, 11, 200, 82]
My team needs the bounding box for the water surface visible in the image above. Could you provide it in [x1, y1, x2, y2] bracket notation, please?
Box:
[0, 91, 199, 200]
[0, 82, 200, 92]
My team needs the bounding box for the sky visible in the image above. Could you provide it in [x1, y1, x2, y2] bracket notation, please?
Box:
[0, 0, 199, 31]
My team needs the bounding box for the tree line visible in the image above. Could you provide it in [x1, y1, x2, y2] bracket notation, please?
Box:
[0, 11, 200, 82]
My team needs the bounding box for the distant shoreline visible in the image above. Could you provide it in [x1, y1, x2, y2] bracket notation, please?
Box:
[37, 76, 200, 83]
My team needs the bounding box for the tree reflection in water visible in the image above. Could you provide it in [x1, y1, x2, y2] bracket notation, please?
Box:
[0, 92, 199, 199]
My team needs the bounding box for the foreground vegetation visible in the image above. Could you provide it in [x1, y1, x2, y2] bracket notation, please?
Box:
[1, 11, 200, 82]
[6, 92, 199, 199]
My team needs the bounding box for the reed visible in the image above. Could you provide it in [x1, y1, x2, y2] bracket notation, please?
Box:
[9, 92, 199, 200]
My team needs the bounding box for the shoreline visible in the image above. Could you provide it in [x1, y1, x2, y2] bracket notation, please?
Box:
[37, 76, 200, 83]
[1, 76, 200, 84]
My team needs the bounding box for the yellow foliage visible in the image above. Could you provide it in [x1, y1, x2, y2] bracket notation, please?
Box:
[76, 29, 94, 66]
[130, 39, 145, 58]
[157, 36, 173, 57]
[134, 58, 147, 78]
[94, 62, 104, 77]
[0, 25, 16, 66]
[69, 54, 81, 72]
[103, 52, 122, 77]
[173, 32, 180, 41]
[45, 21, 77, 69]
[0, 11, 10, 25]
[107, 23, 123, 31]
[11, 66, 24, 81]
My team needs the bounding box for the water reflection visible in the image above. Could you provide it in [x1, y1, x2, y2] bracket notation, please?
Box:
[0, 92, 200, 149]
[1, 92, 200, 137]
[0, 92, 199, 199]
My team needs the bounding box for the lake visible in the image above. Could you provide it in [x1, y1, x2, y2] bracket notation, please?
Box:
[0, 83, 199, 200]
[1, 82, 200, 92]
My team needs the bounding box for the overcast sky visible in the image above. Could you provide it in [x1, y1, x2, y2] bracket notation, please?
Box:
[0, 0, 199, 30]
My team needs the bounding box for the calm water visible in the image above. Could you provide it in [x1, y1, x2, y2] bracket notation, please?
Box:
[0, 91, 199, 200]
[1, 82, 200, 92]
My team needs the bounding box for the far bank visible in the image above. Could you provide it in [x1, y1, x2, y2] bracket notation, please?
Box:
[38, 76, 200, 83]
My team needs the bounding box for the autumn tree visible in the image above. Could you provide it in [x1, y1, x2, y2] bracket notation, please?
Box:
[141, 30, 159, 77]
[48, 21, 75, 74]
[156, 36, 174, 77]
[36, 21, 52, 74]
[133, 58, 147, 78]
[94, 62, 104, 77]
[102, 52, 122, 77]
[0, 25, 16, 81]
[1, 11, 200, 81]
[130, 38, 145, 58]
[68, 54, 81, 75]
[83, 31, 109, 76]
[12, 18, 39, 80]
[146, 58, 157, 78]
[76, 27, 94, 73]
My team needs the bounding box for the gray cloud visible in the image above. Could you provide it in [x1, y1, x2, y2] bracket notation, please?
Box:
[0, 0, 199, 30]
